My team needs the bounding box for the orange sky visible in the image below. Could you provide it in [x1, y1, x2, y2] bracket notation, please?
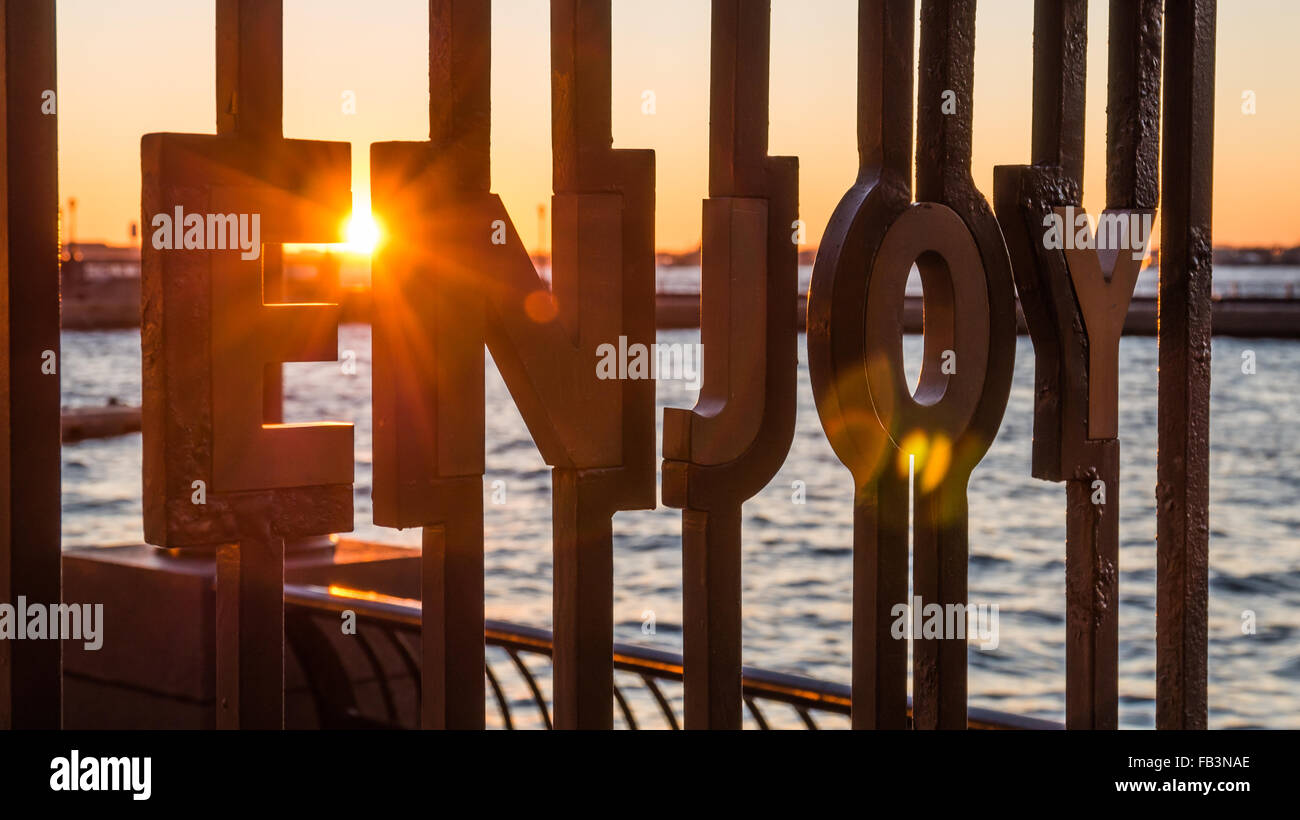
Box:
[57, 0, 1300, 252]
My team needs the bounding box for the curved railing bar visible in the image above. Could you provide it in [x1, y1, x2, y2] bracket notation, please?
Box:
[352, 627, 399, 725]
[612, 683, 638, 730]
[795, 706, 818, 730]
[283, 608, 363, 728]
[484, 660, 514, 730]
[743, 695, 769, 730]
[286, 584, 1062, 730]
[387, 629, 424, 717]
[639, 674, 680, 731]
[506, 648, 553, 731]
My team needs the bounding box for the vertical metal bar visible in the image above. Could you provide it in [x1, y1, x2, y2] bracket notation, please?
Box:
[1030, 0, 1087, 189]
[375, 0, 494, 730]
[680, 507, 742, 727]
[856, 0, 914, 180]
[216, 534, 286, 728]
[664, 0, 797, 730]
[852, 478, 910, 729]
[371, 0, 492, 731]
[420, 479, 485, 729]
[1059, 0, 1160, 731]
[913, 0, 992, 731]
[215, 545, 239, 728]
[914, 0, 976, 203]
[545, 0, 657, 729]
[1018, 0, 1123, 730]
[422, 0, 489, 731]
[429, 0, 490, 191]
[1106, 0, 1162, 211]
[1157, 0, 1215, 730]
[806, 0, 915, 731]
[707, 0, 770, 196]
[376, 0, 653, 731]
[551, 0, 615, 194]
[214, 0, 288, 730]
[548, 2, 617, 730]
[261, 244, 285, 425]
[220, 0, 289, 428]
[910, 485, 969, 729]
[216, 0, 282, 140]
[845, 2, 914, 731]
[551, 468, 614, 729]
[0, 0, 60, 730]
[1064, 440, 1119, 727]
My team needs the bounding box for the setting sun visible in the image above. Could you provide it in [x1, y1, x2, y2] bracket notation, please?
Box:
[344, 211, 382, 254]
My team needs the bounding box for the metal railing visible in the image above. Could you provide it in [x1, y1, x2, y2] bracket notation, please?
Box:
[284, 583, 1061, 731]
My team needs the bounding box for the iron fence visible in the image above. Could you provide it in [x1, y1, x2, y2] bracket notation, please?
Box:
[285, 583, 1061, 730]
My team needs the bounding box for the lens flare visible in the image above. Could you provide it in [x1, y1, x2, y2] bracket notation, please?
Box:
[344, 212, 382, 254]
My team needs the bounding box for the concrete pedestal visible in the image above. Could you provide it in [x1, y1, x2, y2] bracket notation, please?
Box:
[62, 538, 419, 728]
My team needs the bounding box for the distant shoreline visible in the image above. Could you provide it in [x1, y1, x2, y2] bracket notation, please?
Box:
[61, 290, 1300, 339]
[59, 239, 1300, 337]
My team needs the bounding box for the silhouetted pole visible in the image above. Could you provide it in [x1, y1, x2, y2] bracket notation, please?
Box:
[214, 0, 287, 731]
[0, 0, 61, 731]
[1156, 0, 1215, 731]
[372, 0, 491, 729]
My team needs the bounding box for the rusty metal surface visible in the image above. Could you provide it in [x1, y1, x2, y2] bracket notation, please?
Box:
[0, 0, 61, 730]
[994, 0, 1087, 485]
[992, 0, 1164, 731]
[1106, 0, 1163, 212]
[141, 2, 354, 549]
[140, 0, 355, 727]
[1029, 0, 1087, 190]
[660, 0, 798, 730]
[1156, 0, 1215, 731]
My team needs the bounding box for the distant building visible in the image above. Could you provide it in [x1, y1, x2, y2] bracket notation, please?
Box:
[62, 243, 141, 328]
